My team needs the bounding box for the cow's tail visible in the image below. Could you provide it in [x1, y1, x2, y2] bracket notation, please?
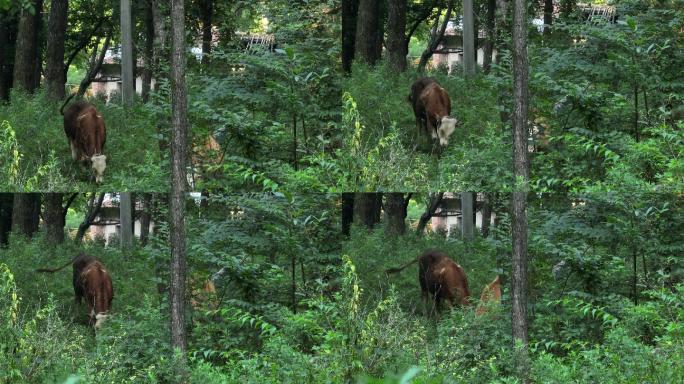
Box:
[36, 255, 78, 273]
[59, 93, 77, 116]
[386, 258, 419, 274]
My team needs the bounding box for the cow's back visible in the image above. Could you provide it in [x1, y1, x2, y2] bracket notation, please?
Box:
[63, 101, 90, 140]
[419, 83, 451, 119]
[68, 103, 106, 157]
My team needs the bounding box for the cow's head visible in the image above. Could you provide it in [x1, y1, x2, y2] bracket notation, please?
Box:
[91, 155, 106, 183]
[437, 116, 459, 146]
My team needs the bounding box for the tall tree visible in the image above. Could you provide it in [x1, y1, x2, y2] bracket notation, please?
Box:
[119, 193, 133, 247]
[462, 0, 476, 75]
[543, 0, 553, 36]
[11, 193, 40, 238]
[511, 0, 530, 379]
[355, 0, 381, 65]
[384, 193, 410, 236]
[45, 0, 68, 100]
[141, 0, 154, 102]
[13, 0, 43, 93]
[0, 12, 18, 100]
[199, 0, 213, 66]
[461, 192, 475, 240]
[386, 0, 407, 72]
[482, 0, 496, 73]
[341, 0, 359, 73]
[43, 193, 65, 244]
[121, 0, 135, 106]
[341, 193, 354, 237]
[170, 0, 189, 373]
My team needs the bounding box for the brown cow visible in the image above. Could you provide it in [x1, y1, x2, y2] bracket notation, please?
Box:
[37, 253, 113, 328]
[62, 101, 107, 183]
[408, 78, 459, 147]
[387, 249, 471, 316]
[475, 275, 501, 316]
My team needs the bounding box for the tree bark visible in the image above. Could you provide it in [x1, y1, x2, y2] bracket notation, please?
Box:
[0, 13, 18, 100]
[543, 0, 553, 36]
[387, 0, 407, 72]
[483, 0, 496, 73]
[121, 0, 134, 106]
[463, 0, 476, 76]
[45, 0, 68, 100]
[512, 0, 530, 379]
[12, 193, 41, 238]
[13, 0, 43, 93]
[384, 193, 408, 236]
[170, 0, 189, 372]
[0, 193, 14, 246]
[119, 192, 133, 247]
[417, 1, 454, 72]
[140, 193, 152, 246]
[142, 0, 154, 102]
[43, 193, 65, 244]
[354, 193, 382, 229]
[341, 0, 359, 73]
[199, 0, 213, 66]
[461, 192, 475, 240]
[341, 193, 354, 237]
[416, 192, 444, 235]
[355, 0, 381, 66]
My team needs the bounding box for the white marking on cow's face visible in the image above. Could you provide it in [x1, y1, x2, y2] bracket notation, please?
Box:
[94, 313, 108, 328]
[91, 155, 106, 183]
[438, 117, 458, 146]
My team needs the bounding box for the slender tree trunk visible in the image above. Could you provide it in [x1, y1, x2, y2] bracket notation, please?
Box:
[120, 192, 133, 247]
[121, 0, 134, 106]
[0, 13, 18, 100]
[43, 193, 65, 244]
[387, 0, 407, 72]
[512, 0, 530, 380]
[170, 0, 189, 373]
[355, 0, 381, 66]
[341, 193, 354, 237]
[140, 193, 152, 246]
[152, 0, 168, 91]
[45, 0, 68, 100]
[461, 192, 475, 240]
[481, 193, 492, 238]
[142, 0, 154, 102]
[483, 0, 496, 73]
[463, 0, 476, 75]
[418, 2, 454, 72]
[0, 193, 13, 246]
[384, 193, 407, 236]
[342, 0, 359, 73]
[76, 193, 105, 241]
[416, 192, 444, 235]
[13, 0, 43, 93]
[543, 0, 553, 36]
[199, 0, 213, 66]
[12, 193, 41, 238]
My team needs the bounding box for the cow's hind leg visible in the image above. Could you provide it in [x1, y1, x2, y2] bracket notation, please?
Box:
[69, 141, 78, 161]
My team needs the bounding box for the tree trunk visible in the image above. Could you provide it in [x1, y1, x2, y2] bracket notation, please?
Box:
[461, 192, 475, 240]
[543, 0, 553, 36]
[121, 0, 134, 106]
[76, 193, 105, 241]
[119, 192, 133, 247]
[463, 0, 476, 76]
[142, 0, 154, 102]
[13, 0, 43, 93]
[481, 193, 492, 238]
[341, 193, 354, 237]
[199, 0, 213, 66]
[152, 0, 168, 91]
[354, 193, 382, 229]
[0, 13, 18, 100]
[416, 192, 444, 235]
[43, 193, 65, 244]
[386, 0, 407, 72]
[342, 0, 359, 73]
[170, 0, 189, 372]
[140, 193, 152, 246]
[355, 0, 381, 66]
[384, 193, 408, 236]
[12, 193, 41, 238]
[0, 193, 14, 246]
[417, 1, 454, 72]
[483, 0, 496, 73]
[45, 0, 68, 100]
[512, 0, 530, 379]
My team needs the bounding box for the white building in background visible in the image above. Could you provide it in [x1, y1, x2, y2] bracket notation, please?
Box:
[430, 193, 495, 238]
